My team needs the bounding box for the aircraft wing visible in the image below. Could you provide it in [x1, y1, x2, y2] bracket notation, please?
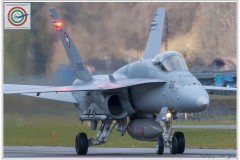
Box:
[4, 78, 165, 102]
[4, 84, 100, 94]
[3, 84, 79, 103]
[20, 92, 78, 103]
[203, 85, 237, 91]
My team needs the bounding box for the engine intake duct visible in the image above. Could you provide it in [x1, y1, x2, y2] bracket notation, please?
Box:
[105, 94, 128, 119]
[108, 95, 123, 116]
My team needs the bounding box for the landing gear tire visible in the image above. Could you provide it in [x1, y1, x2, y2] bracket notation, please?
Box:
[170, 136, 178, 154]
[174, 131, 185, 154]
[156, 135, 164, 155]
[75, 132, 89, 155]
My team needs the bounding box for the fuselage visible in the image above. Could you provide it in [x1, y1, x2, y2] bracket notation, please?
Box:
[72, 51, 210, 118]
[113, 59, 209, 113]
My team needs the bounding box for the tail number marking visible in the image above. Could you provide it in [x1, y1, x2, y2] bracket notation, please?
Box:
[64, 32, 70, 48]
[75, 62, 84, 71]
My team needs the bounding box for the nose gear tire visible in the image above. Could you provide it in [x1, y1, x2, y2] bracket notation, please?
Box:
[174, 131, 185, 154]
[156, 135, 164, 155]
[170, 136, 178, 154]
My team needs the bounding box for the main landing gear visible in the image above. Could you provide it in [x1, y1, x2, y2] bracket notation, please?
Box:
[156, 108, 185, 155]
[75, 132, 89, 155]
[75, 119, 124, 155]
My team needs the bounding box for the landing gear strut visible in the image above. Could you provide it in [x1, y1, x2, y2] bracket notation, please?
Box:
[75, 120, 118, 155]
[156, 108, 185, 155]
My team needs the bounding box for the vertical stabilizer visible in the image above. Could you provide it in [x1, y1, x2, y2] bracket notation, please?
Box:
[49, 8, 92, 82]
[143, 8, 165, 59]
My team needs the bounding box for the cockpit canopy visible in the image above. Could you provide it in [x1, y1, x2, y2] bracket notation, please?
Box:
[152, 51, 188, 71]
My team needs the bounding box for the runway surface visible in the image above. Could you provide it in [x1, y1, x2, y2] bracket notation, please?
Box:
[173, 125, 236, 129]
[4, 146, 236, 158]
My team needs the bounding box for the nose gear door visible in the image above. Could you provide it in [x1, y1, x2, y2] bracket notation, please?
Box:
[168, 81, 178, 107]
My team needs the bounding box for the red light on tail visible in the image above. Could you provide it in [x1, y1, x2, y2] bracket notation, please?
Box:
[56, 21, 62, 27]
[53, 20, 63, 30]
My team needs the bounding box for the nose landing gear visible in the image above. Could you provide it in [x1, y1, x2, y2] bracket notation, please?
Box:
[156, 134, 164, 155]
[156, 107, 185, 155]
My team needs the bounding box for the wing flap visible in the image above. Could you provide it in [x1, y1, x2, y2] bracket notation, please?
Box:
[21, 92, 78, 103]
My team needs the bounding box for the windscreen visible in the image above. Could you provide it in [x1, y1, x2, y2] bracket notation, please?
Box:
[153, 53, 188, 71]
[162, 55, 188, 71]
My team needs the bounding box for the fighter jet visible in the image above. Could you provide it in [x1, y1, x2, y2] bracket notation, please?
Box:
[4, 8, 236, 155]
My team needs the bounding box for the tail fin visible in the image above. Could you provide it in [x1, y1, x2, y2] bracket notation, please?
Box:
[49, 8, 92, 82]
[143, 8, 165, 59]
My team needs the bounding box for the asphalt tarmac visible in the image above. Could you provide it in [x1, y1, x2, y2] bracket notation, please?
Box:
[4, 146, 237, 158]
[173, 124, 236, 129]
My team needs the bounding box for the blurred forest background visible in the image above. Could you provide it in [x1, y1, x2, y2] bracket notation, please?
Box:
[4, 2, 236, 84]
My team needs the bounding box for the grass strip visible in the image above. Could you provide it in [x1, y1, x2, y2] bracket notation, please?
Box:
[4, 114, 236, 149]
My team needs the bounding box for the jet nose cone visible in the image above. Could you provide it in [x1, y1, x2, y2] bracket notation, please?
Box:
[197, 96, 209, 110]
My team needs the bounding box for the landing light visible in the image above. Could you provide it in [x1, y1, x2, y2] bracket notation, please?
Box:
[166, 112, 171, 118]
